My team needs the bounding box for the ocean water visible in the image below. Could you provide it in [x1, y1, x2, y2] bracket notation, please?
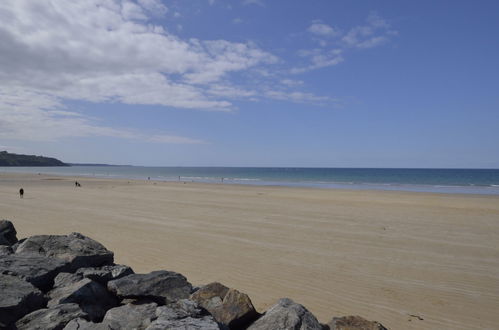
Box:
[1, 166, 499, 195]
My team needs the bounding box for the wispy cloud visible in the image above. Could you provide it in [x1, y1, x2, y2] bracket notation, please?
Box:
[308, 21, 340, 38]
[292, 12, 396, 73]
[242, 0, 265, 7]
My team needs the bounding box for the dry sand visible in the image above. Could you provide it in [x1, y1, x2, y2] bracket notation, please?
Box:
[1, 172, 498, 329]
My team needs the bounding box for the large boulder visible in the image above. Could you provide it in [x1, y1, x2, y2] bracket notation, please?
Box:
[0, 254, 68, 291]
[76, 264, 134, 284]
[146, 316, 222, 330]
[327, 316, 387, 330]
[63, 318, 102, 330]
[0, 220, 18, 246]
[0, 274, 46, 328]
[247, 298, 322, 330]
[15, 233, 114, 271]
[108, 270, 192, 305]
[53, 272, 83, 289]
[99, 302, 158, 329]
[0, 245, 13, 256]
[191, 282, 259, 329]
[154, 299, 204, 320]
[48, 278, 118, 321]
[15, 303, 88, 330]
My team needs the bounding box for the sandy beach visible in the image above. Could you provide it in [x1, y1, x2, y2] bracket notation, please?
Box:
[1, 172, 498, 329]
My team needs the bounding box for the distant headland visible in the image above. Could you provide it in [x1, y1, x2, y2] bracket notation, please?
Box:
[0, 151, 68, 167]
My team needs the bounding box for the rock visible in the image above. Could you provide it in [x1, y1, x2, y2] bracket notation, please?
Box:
[63, 318, 102, 330]
[0, 220, 18, 246]
[154, 299, 204, 320]
[53, 272, 83, 288]
[100, 302, 158, 329]
[191, 282, 258, 329]
[146, 316, 221, 330]
[15, 303, 88, 330]
[247, 298, 322, 330]
[0, 254, 68, 291]
[0, 274, 46, 328]
[191, 282, 229, 311]
[48, 278, 118, 321]
[0, 245, 13, 256]
[327, 316, 387, 330]
[108, 270, 192, 305]
[76, 264, 134, 284]
[15, 233, 114, 271]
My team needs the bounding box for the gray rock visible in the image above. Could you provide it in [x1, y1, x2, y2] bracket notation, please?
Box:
[0, 245, 13, 256]
[0, 220, 18, 246]
[191, 282, 259, 329]
[154, 299, 204, 320]
[100, 302, 158, 329]
[63, 318, 103, 330]
[146, 316, 221, 330]
[0, 254, 68, 291]
[247, 298, 322, 330]
[15, 303, 88, 330]
[15, 232, 114, 271]
[48, 278, 118, 321]
[76, 264, 134, 284]
[0, 274, 46, 328]
[53, 272, 83, 288]
[327, 316, 387, 330]
[108, 270, 192, 305]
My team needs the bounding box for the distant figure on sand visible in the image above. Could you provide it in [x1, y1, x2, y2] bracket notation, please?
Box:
[19, 188, 24, 198]
[75, 181, 81, 187]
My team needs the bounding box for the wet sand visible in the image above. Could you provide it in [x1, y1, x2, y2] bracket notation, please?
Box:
[1, 172, 498, 329]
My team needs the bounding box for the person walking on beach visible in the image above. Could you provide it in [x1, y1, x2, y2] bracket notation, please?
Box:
[19, 188, 24, 198]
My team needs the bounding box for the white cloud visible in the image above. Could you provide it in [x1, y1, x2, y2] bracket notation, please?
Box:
[293, 12, 396, 73]
[232, 17, 243, 24]
[138, 0, 168, 16]
[0, 0, 278, 142]
[280, 79, 304, 87]
[308, 21, 339, 37]
[242, 0, 265, 7]
[291, 49, 344, 74]
[342, 12, 395, 49]
[265, 90, 330, 105]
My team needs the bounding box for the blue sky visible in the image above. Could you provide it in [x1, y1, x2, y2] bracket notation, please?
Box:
[0, 0, 498, 167]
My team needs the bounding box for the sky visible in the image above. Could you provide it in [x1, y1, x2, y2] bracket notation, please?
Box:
[0, 0, 498, 167]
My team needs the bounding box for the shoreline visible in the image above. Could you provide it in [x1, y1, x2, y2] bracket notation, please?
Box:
[1, 172, 499, 329]
[1, 167, 499, 196]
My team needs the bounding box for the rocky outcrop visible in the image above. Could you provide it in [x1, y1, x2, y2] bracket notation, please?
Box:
[48, 278, 118, 321]
[191, 282, 259, 329]
[15, 233, 114, 271]
[146, 315, 221, 329]
[247, 298, 323, 330]
[0, 254, 68, 291]
[107, 270, 192, 304]
[0, 220, 18, 246]
[15, 303, 88, 330]
[0, 274, 46, 328]
[327, 315, 388, 330]
[0, 245, 13, 256]
[0, 220, 388, 329]
[76, 264, 134, 284]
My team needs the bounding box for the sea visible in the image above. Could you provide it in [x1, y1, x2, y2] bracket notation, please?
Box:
[1, 166, 499, 195]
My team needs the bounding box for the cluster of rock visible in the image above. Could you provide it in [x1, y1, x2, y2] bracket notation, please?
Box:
[0, 220, 387, 330]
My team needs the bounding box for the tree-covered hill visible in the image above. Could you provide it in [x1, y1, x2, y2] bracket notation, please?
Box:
[0, 151, 68, 166]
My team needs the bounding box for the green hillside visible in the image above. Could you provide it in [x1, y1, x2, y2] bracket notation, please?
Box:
[0, 151, 68, 166]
